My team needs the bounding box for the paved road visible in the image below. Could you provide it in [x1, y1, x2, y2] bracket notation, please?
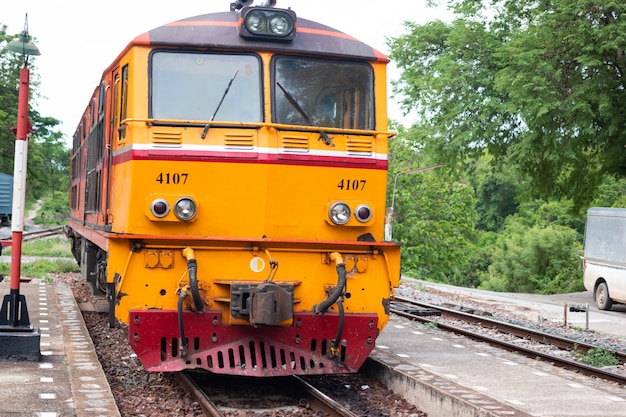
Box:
[405, 278, 626, 339]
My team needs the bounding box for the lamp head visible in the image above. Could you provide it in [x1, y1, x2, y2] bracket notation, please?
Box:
[5, 14, 40, 57]
[6, 32, 40, 56]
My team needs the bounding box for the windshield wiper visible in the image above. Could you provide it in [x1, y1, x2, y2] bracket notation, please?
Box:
[276, 82, 333, 147]
[201, 68, 239, 139]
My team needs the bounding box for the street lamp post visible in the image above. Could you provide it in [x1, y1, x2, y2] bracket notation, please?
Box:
[384, 164, 444, 241]
[0, 14, 41, 361]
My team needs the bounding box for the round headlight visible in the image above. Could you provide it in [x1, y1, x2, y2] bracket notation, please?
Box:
[174, 197, 197, 221]
[245, 12, 267, 33]
[150, 199, 170, 218]
[269, 15, 293, 35]
[329, 202, 351, 225]
[354, 204, 373, 223]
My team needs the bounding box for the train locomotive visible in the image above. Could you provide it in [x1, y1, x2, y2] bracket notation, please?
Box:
[66, 0, 401, 376]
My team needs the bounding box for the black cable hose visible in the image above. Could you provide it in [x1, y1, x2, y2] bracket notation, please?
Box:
[177, 291, 188, 358]
[187, 258, 204, 312]
[314, 263, 346, 314]
[332, 296, 344, 354]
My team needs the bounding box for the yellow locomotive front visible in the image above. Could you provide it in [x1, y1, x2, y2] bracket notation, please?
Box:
[68, 1, 400, 376]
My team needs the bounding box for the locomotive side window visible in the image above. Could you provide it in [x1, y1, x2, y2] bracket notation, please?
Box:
[273, 57, 374, 130]
[112, 73, 120, 142]
[119, 65, 129, 141]
[150, 52, 262, 123]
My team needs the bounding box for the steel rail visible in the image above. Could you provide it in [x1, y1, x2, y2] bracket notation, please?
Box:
[393, 295, 626, 363]
[176, 371, 225, 417]
[391, 296, 626, 385]
[291, 375, 360, 417]
[23, 226, 65, 241]
[178, 371, 359, 416]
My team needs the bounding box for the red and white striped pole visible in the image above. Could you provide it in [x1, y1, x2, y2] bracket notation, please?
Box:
[6, 64, 31, 328]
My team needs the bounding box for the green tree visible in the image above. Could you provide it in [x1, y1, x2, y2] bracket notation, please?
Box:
[388, 134, 478, 285]
[389, 0, 626, 211]
[0, 24, 68, 203]
[470, 154, 522, 232]
[484, 219, 584, 294]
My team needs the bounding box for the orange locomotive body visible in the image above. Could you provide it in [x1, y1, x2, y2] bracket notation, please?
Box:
[67, 1, 401, 376]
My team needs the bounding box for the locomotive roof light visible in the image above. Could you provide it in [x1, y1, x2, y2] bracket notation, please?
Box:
[239, 6, 296, 40]
[174, 197, 198, 221]
[329, 202, 351, 225]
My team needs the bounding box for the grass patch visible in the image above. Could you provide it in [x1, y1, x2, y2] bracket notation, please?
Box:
[2, 237, 73, 258]
[0, 259, 79, 279]
[576, 346, 619, 368]
[0, 238, 78, 279]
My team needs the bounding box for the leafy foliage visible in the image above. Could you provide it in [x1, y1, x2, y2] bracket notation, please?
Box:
[388, 135, 478, 285]
[32, 191, 70, 226]
[389, 0, 626, 211]
[482, 213, 584, 294]
[0, 24, 69, 204]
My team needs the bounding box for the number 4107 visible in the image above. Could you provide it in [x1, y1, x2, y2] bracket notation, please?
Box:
[337, 179, 366, 191]
[156, 173, 188, 184]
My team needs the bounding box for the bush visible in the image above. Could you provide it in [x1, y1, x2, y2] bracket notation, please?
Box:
[32, 191, 70, 226]
[482, 222, 584, 294]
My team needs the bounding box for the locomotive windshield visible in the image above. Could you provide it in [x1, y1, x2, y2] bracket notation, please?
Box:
[273, 57, 374, 130]
[150, 51, 262, 122]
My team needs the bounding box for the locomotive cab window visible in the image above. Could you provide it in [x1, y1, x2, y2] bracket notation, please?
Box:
[273, 57, 374, 130]
[150, 51, 262, 123]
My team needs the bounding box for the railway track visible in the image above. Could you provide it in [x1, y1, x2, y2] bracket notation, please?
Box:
[23, 226, 66, 241]
[0, 226, 66, 245]
[391, 296, 626, 385]
[177, 370, 360, 416]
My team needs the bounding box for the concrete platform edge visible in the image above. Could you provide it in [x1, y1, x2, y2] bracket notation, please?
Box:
[55, 283, 122, 417]
[362, 355, 532, 417]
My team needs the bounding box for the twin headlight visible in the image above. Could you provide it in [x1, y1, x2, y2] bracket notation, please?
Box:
[150, 197, 197, 221]
[239, 7, 296, 40]
[149, 196, 371, 226]
[328, 202, 374, 226]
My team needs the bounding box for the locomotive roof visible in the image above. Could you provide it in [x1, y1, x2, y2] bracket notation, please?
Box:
[129, 10, 389, 63]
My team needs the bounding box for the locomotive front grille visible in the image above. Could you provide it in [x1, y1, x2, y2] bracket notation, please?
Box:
[161, 336, 345, 373]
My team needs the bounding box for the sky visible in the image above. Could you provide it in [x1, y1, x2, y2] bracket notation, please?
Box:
[3, 0, 449, 143]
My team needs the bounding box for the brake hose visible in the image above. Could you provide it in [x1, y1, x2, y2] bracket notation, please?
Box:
[178, 289, 188, 358]
[314, 253, 346, 314]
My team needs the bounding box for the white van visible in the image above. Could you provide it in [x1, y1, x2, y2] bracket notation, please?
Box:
[583, 207, 626, 310]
